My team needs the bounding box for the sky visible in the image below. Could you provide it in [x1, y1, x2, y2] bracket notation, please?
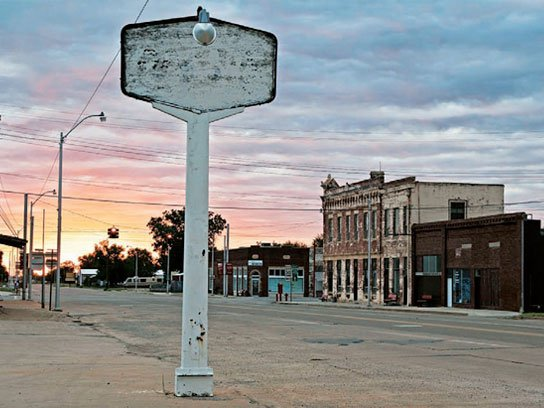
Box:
[1, 0, 544, 271]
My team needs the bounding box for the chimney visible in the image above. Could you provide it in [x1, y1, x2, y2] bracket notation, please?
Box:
[370, 171, 385, 183]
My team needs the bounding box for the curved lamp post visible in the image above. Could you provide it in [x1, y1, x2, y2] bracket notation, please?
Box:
[29, 189, 56, 301]
[54, 112, 106, 311]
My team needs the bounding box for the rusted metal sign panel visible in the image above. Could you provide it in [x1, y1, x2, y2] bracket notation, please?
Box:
[121, 16, 277, 113]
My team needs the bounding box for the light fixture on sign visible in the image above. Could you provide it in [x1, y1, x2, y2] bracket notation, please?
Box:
[193, 7, 216, 46]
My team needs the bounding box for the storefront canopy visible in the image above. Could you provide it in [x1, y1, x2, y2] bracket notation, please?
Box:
[0, 234, 26, 248]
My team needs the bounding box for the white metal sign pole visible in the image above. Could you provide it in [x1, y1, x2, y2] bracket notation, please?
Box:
[122, 8, 276, 398]
[153, 102, 242, 397]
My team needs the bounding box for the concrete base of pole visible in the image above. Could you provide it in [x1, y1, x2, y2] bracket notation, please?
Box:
[174, 367, 214, 397]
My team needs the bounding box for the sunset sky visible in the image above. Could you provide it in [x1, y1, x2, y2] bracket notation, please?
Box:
[1, 0, 544, 272]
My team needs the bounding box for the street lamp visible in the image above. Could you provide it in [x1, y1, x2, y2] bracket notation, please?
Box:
[54, 112, 106, 311]
[29, 189, 56, 301]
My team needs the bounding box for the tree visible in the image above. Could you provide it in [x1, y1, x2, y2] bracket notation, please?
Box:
[78, 240, 126, 287]
[0, 264, 7, 283]
[312, 233, 324, 247]
[147, 208, 227, 271]
[0, 250, 7, 282]
[124, 248, 155, 278]
[282, 240, 308, 248]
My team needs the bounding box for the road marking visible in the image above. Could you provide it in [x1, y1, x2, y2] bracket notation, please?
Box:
[215, 304, 544, 338]
[279, 318, 322, 325]
[450, 339, 504, 348]
[394, 324, 423, 328]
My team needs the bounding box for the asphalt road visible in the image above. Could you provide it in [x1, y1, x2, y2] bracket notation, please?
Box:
[56, 287, 544, 407]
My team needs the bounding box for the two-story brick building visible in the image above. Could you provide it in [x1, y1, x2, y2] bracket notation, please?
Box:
[321, 171, 504, 305]
[412, 213, 543, 312]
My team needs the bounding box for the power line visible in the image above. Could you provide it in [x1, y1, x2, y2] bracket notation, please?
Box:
[3, 102, 544, 140]
[0, 175, 18, 232]
[4, 130, 544, 181]
[1, 188, 543, 212]
[69, 0, 150, 129]
[33, 0, 151, 197]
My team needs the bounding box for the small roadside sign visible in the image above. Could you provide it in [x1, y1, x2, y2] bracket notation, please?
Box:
[31, 253, 44, 269]
[285, 264, 291, 281]
[31, 251, 58, 270]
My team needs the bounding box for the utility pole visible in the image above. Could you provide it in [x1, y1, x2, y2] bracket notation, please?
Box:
[210, 244, 214, 295]
[29, 211, 34, 300]
[165, 233, 172, 294]
[367, 196, 372, 307]
[41, 209, 45, 309]
[166, 245, 171, 294]
[54, 132, 64, 310]
[223, 224, 229, 296]
[22, 193, 28, 300]
[30, 190, 55, 301]
[55, 112, 105, 311]
[135, 249, 139, 290]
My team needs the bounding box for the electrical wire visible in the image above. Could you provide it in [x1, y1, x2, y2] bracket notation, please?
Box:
[3, 130, 544, 181]
[3, 103, 544, 141]
[1, 188, 542, 211]
[0, 175, 18, 233]
[33, 0, 151, 195]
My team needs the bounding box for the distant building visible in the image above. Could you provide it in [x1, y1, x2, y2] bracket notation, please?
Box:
[412, 213, 544, 312]
[78, 269, 98, 286]
[309, 245, 324, 297]
[321, 171, 504, 305]
[214, 244, 310, 297]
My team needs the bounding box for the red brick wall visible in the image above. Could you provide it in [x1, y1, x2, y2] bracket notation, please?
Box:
[412, 214, 539, 311]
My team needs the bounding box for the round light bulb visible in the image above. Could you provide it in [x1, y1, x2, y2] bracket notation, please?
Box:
[193, 8, 216, 46]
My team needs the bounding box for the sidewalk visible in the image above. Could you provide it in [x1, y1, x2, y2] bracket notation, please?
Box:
[0, 300, 254, 408]
[277, 296, 521, 318]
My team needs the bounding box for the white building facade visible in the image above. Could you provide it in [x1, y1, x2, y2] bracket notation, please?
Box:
[321, 171, 504, 305]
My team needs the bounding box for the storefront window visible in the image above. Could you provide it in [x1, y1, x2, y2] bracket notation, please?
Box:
[336, 260, 342, 291]
[452, 269, 471, 304]
[423, 255, 441, 273]
[393, 258, 400, 294]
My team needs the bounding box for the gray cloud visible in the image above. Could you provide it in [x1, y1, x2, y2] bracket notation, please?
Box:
[1, 0, 543, 252]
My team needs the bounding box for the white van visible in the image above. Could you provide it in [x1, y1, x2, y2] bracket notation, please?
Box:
[121, 276, 163, 288]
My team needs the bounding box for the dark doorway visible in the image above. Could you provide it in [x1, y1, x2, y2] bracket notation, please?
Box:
[251, 271, 260, 296]
[477, 269, 500, 309]
[383, 258, 390, 297]
[353, 259, 358, 301]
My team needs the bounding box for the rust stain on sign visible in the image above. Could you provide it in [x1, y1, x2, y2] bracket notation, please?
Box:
[121, 17, 277, 113]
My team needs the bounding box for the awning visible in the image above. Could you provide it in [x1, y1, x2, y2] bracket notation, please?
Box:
[0, 234, 26, 248]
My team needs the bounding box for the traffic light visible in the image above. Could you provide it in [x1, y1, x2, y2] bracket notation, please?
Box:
[107, 227, 119, 239]
[18, 251, 25, 270]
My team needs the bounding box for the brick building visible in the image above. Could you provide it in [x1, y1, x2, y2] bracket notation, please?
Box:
[412, 213, 544, 312]
[321, 171, 504, 305]
[214, 244, 310, 297]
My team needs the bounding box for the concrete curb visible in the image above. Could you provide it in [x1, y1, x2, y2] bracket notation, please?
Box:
[275, 300, 520, 318]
